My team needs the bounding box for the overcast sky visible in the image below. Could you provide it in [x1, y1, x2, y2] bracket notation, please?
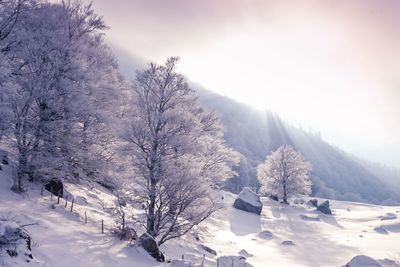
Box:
[90, 0, 400, 168]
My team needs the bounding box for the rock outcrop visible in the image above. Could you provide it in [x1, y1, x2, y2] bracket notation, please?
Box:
[138, 233, 165, 262]
[45, 180, 64, 197]
[200, 244, 217, 256]
[233, 187, 263, 215]
[307, 199, 318, 207]
[317, 200, 332, 215]
[344, 255, 382, 267]
[281, 240, 295, 246]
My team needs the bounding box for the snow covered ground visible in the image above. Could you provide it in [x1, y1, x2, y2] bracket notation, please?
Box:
[1, 163, 400, 267]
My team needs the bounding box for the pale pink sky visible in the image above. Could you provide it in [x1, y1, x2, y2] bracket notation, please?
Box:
[90, 0, 400, 168]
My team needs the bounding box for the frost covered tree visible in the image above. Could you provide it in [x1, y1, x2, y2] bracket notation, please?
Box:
[0, 0, 31, 141]
[257, 145, 312, 203]
[0, 0, 27, 44]
[124, 57, 239, 244]
[2, 0, 124, 192]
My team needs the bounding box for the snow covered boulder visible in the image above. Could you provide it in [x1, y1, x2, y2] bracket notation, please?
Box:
[281, 240, 295, 246]
[1, 156, 8, 165]
[0, 151, 8, 165]
[380, 213, 397, 221]
[373, 226, 389, 235]
[199, 244, 217, 256]
[45, 179, 64, 197]
[138, 233, 165, 262]
[238, 249, 253, 258]
[258, 230, 273, 240]
[233, 187, 262, 215]
[300, 214, 320, 221]
[377, 258, 397, 266]
[217, 255, 253, 267]
[307, 199, 318, 207]
[317, 200, 332, 215]
[269, 194, 279, 202]
[344, 255, 382, 267]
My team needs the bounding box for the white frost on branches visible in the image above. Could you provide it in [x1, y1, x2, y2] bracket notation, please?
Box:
[0, 0, 125, 192]
[123, 57, 239, 244]
[257, 145, 312, 203]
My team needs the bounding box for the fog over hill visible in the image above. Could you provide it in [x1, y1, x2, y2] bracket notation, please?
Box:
[197, 89, 400, 205]
[113, 50, 400, 205]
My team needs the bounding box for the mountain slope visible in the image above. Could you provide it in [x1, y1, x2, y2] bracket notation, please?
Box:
[198, 89, 400, 205]
[111, 49, 400, 205]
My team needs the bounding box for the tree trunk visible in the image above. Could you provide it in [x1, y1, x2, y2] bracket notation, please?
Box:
[283, 179, 288, 204]
[11, 173, 23, 193]
[147, 136, 159, 237]
[147, 180, 156, 237]
[12, 151, 27, 193]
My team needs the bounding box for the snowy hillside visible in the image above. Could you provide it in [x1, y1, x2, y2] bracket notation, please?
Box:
[198, 90, 400, 205]
[1, 164, 399, 267]
[2, 2, 399, 267]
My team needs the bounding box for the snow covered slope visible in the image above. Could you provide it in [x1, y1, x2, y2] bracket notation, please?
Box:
[1, 164, 399, 267]
[198, 90, 400, 205]
[204, 193, 400, 266]
[0, 166, 160, 267]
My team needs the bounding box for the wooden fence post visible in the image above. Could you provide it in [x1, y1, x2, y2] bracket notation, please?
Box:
[122, 213, 125, 231]
[84, 211, 87, 224]
[57, 190, 61, 204]
[70, 198, 74, 212]
[65, 195, 68, 208]
[200, 254, 205, 267]
[101, 219, 104, 233]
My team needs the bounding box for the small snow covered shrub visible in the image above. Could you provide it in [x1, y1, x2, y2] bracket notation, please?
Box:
[107, 195, 139, 242]
[0, 219, 33, 263]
